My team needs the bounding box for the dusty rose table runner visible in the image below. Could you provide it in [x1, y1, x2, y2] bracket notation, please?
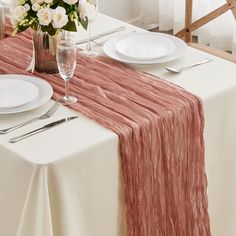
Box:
[0, 24, 211, 236]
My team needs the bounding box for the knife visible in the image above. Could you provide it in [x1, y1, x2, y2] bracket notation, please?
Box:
[9, 116, 78, 143]
[76, 26, 126, 45]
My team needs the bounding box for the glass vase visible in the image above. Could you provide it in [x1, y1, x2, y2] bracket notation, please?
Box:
[33, 30, 59, 74]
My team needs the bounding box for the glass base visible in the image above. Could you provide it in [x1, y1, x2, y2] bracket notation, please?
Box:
[59, 95, 77, 105]
[80, 49, 99, 57]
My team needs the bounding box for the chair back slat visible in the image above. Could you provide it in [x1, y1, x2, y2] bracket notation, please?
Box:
[176, 0, 236, 42]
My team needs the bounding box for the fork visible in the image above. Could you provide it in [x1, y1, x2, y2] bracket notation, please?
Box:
[165, 57, 212, 73]
[0, 102, 60, 134]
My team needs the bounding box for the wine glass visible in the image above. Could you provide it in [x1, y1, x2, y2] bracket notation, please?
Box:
[80, 0, 99, 57]
[56, 37, 77, 105]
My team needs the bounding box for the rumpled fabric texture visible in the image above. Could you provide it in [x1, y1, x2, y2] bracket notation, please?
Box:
[0, 22, 211, 236]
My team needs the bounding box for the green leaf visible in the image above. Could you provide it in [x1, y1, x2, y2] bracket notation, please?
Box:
[30, 23, 38, 31]
[56, 1, 65, 8]
[41, 25, 47, 32]
[17, 25, 28, 33]
[40, 25, 56, 36]
[47, 28, 57, 36]
[79, 17, 88, 30]
[62, 20, 77, 32]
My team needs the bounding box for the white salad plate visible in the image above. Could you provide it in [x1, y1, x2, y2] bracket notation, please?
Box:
[0, 79, 39, 108]
[103, 32, 187, 65]
[0, 74, 53, 114]
[115, 33, 175, 60]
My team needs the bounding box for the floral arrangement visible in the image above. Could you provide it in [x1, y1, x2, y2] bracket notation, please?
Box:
[10, 0, 95, 36]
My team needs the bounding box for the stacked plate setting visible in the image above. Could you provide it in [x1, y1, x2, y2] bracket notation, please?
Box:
[103, 32, 187, 64]
[0, 75, 53, 114]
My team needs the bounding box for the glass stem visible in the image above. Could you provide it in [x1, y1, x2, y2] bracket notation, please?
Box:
[87, 23, 91, 51]
[65, 79, 69, 98]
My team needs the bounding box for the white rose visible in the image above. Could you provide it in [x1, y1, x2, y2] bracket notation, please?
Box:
[52, 6, 68, 28]
[37, 8, 52, 26]
[36, 0, 45, 4]
[12, 5, 27, 21]
[45, 0, 53, 3]
[32, 3, 40, 11]
[63, 0, 77, 5]
[24, 3, 30, 11]
[79, 0, 96, 21]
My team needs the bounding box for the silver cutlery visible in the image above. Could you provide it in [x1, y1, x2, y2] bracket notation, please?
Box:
[9, 116, 78, 143]
[76, 26, 126, 45]
[165, 57, 213, 73]
[91, 39, 107, 46]
[0, 102, 60, 134]
[91, 30, 137, 46]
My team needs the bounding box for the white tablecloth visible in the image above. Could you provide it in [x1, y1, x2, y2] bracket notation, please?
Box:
[0, 14, 236, 236]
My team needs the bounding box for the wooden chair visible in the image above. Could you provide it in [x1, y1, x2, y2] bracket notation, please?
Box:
[175, 0, 236, 64]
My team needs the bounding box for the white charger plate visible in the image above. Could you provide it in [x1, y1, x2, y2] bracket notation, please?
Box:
[115, 33, 175, 60]
[0, 75, 53, 114]
[103, 32, 187, 65]
[0, 79, 39, 108]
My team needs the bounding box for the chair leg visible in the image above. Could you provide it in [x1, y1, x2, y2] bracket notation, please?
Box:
[185, 0, 193, 42]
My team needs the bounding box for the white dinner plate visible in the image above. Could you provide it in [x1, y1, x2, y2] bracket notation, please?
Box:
[115, 33, 175, 60]
[103, 32, 187, 65]
[0, 74, 53, 114]
[0, 79, 39, 108]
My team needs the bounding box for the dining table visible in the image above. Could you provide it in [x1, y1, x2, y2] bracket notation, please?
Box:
[0, 13, 236, 236]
